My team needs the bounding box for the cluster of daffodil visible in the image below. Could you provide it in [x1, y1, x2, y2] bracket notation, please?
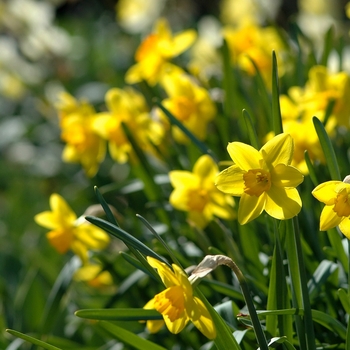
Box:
[26, 1, 350, 349]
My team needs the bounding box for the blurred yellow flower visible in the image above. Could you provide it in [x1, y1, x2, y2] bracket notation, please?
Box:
[144, 256, 216, 339]
[93, 87, 164, 163]
[223, 22, 285, 88]
[74, 263, 114, 288]
[169, 155, 235, 228]
[216, 133, 304, 224]
[289, 65, 350, 128]
[312, 178, 350, 238]
[160, 71, 216, 143]
[56, 92, 106, 177]
[34, 194, 110, 264]
[125, 18, 196, 86]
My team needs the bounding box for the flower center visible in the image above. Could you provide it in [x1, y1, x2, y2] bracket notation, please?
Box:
[172, 96, 196, 121]
[243, 169, 271, 196]
[333, 188, 350, 217]
[187, 189, 209, 212]
[153, 286, 185, 322]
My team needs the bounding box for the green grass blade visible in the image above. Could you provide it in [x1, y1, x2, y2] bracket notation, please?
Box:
[85, 215, 168, 264]
[320, 26, 333, 66]
[75, 308, 162, 321]
[94, 186, 119, 227]
[99, 321, 167, 350]
[242, 109, 260, 149]
[271, 51, 283, 135]
[304, 150, 318, 186]
[313, 116, 341, 181]
[222, 39, 236, 118]
[6, 329, 61, 350]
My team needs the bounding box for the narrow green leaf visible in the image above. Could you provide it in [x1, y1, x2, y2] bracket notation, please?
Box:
[311, 310, 346, 340]
[242, 109, 260, 149]
[222, 39, 236, 118]
[264, 336, 297, 350]
[320, 26, 333, 66]
[6, 329, 61, 350]
[327, 228, 348, 273]
[304, 150, 318, 186]
[338, 288, 350, 314]
[313, 116, 341, 181]
[94, 186, 119, 227]
[75, 308, 162, 321]
[323, 99, 336, 127]
[99, 321, 167, 350]
[271, 51, 283, 135]
[155, 99, 218, 162]
[201, 279, 244, 302]
[85, 215, 168, 265]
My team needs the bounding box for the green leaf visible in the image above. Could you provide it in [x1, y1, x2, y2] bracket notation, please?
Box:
[271, 51, 283, 135]
[264, 336, 297, 350]
[94, 186, 119, 227]
[242, 109, 260, 149]
[85, 215, 168, 265]
[313, 116, 341, 181]
[75, 308, 162, 321]
[338, 288, 350, 314]
[222, 39, 236, 118]
[304, 150, 318, 186]
[320, 26, 334, 66]
[6, 329, 61, 350]
[99, 321, 167, 350]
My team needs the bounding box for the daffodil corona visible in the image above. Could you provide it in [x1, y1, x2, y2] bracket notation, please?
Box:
[312, 177, 350, 238]
[215, 133, 304, 224]
[144, 257, 216, 339]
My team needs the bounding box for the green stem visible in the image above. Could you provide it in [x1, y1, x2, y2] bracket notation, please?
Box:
[226, 260, 269, 350]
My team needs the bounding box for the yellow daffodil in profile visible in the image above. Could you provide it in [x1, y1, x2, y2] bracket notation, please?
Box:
[312, 176, 350, 238]
[169, 155, 235, 228]
[34, 194, 110, 264]
[215, 133, 304, 224]
[74, 263, 114, 289]
[144, 256, 216, 339]
[125, 18, 196, 86]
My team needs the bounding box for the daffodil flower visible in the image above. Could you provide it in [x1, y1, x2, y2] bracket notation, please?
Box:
[215, 133, 304, 224]
[312, 177, 350, 238]
[169, 155, 235, 228]
[34, 194, 110, 264]
[144, 256, 216, 339]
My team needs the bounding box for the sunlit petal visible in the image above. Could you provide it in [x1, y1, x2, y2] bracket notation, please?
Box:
[227, 142, 261, 170]
[169, 171, 198, 188]
[34, 211, 59, 230]
[163, 312, 188, 334]
[50, 193, 77, 224]
[147, 257, 179, 287]
[312, 181, 341, 205]
[215, 165, 245, 195]
[271, 164, 304, 187]
[238, 193, 266, 224]
[193, 154, 217, 180]
[261, 133, 293, 167]
[339, 218, 350, 239]
[319, 205, 342, 231]
[265, 187, 302, 220]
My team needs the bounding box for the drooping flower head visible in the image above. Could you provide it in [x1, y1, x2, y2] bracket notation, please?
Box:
[125, 18, 196, 86]
[34, 194, 110, 264]
[56, 92, 106, 177]
[169, 155, 235, 228]
[144, 256, 216, 339]
[312, 176, 350, 238]
[215, 133, 304, 224]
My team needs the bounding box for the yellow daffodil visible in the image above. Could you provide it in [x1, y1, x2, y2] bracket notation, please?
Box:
[215, 133, 304, 224]
[144, 256, 216, 339]
[160, 72, 216, 143]
[56, 92, 106, 177]
[34, 194, 110, 264]
[93, 87, 164, 163]
[169, 155, 235, 228]
[223, 22, 286, 88]
[289, 65, 350, 128]
[312, 177, 350, 238]
[125, 18, 196, 86]
[74, 263, 114, 288]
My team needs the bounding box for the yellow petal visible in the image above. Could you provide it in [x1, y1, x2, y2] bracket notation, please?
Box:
[50, 193, 77, 224]
[147, 257, 179, 288]
[34, 211, 59, 230]
[238, 193, 266, 224]
[75, 224, 110, 250]
[260, 133, 293, 167]
[187, 211, 209, 229]
[319, 205, 342, 231]
[163, 312, 188, 334]
[271, 164, 304, 187]
[227, 142, 261, 170]
[71, 240, 89, 264]
[46, 228, 73, 254]
[312, 181, 341, 205]
[215, 165, 245, 195]
[143, 299, 165, 334]
[170, 30, 197, 57]
[169, 188, 192, 211]
[169, 171, 199, 188]
[172, 264, 192, 295]
[193, 155, 217, 180]
[265, 187, 302, 220]
[338, 218, 350, 239]
[189, 297, 216, 340]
